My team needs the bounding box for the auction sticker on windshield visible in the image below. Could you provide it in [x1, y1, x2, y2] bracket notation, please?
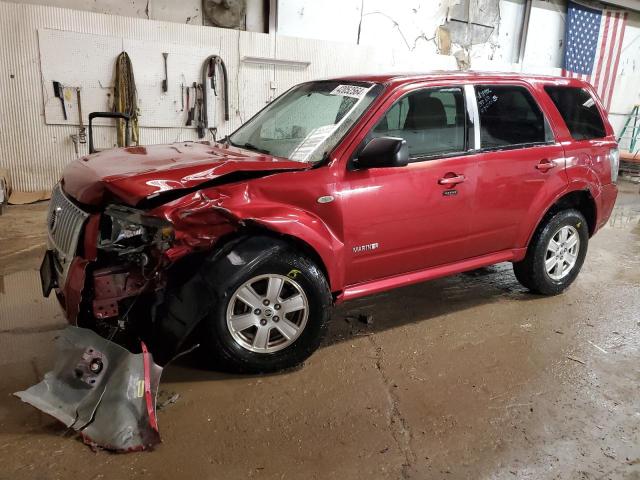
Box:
[330, 84, 370, 98]
[289, 125, 336, 162]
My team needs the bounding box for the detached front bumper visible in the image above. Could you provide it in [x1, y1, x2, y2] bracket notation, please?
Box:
[15, 326, 163, 452]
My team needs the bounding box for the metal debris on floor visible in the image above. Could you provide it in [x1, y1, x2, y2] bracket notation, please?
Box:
[14, 326, 163, 452]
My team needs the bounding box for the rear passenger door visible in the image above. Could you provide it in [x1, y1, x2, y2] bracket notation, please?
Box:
[466, 84, 568, 257]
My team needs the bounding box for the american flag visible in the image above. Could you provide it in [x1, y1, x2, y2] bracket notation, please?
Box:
[562, 1, 628, 111]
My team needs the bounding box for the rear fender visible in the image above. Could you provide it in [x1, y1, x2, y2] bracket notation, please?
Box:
[517, 183, 599, 255]
[514, 173, 572, 253]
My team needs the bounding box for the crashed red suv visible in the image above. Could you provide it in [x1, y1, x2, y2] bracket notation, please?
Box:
[41, 73, 619, 372]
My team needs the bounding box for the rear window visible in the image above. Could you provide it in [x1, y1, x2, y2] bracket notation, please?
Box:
[544, 87, 606, 140]
[475, 85, 550, 149]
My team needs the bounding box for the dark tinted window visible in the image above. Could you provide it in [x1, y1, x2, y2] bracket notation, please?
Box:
[475, 85, 548, 149]
[544, 87, 606, 140]
[371, 87, 466, 159]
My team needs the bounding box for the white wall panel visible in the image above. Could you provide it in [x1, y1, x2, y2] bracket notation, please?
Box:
[0, 1, 456, 192]
[38, 28, 241, 128]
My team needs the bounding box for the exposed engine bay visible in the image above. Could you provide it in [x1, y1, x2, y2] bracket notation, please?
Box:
[87, 204, 174, 344]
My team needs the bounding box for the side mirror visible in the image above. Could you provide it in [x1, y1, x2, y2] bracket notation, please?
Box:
[355, 137, 409, 169]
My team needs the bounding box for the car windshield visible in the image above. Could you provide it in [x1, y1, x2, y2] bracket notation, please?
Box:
[229, 81, 382, 163]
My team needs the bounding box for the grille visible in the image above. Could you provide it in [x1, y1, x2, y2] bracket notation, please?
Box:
[47, 184, 89, 281]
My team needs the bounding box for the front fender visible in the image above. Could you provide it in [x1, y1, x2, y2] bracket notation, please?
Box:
[154, 186, 345, 291]
[220, 202, 345, 292]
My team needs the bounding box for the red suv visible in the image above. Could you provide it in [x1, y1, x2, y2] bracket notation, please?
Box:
[41, 72, 619, 372]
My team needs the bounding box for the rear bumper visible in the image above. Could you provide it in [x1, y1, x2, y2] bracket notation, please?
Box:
[594, 183, 618, 234]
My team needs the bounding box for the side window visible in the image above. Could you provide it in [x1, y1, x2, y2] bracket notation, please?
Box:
[475, 85, 549, 149]
[372, 87, 467, 159]
[375, 97, 409, 132]
[544, 87, 606, 140]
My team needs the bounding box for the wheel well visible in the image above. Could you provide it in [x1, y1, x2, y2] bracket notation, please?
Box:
[213, 224, 332, 286]
[545, 190, 597, 236]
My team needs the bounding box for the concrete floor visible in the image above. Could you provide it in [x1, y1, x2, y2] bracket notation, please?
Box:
[0, 182, 639, 480]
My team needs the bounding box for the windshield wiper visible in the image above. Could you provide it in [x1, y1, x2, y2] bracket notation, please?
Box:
[240, 143, 271, 155]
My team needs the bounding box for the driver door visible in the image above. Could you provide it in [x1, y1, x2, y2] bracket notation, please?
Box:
[340, 86, 480, 285]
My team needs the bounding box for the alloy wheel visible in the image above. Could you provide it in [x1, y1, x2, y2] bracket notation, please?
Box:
[545, 225, 580, 281]
[226, 274, 309, 353]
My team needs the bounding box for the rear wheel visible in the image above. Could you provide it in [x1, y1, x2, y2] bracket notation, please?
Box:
[513, 209, 589, 295]
[199, 237, 332, 373]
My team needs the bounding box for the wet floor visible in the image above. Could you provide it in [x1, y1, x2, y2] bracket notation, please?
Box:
[0, 183, 639, 479]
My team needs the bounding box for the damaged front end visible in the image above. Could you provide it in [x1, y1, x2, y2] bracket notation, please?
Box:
[31, 185, 235, 450]
[41, 185, 234, 362]
[35, 194, 181, 451]
[87, 203, 175, 343]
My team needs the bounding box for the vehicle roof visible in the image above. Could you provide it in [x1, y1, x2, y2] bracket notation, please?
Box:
[333, 71, 586, 88]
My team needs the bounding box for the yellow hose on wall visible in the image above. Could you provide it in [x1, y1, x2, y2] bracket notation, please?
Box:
[113, 52, 140, 147]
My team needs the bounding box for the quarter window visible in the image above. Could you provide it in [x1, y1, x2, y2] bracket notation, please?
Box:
[475, 85, 549, 149]
[371, 87, 467, 159]
[544, 86, 606, 140]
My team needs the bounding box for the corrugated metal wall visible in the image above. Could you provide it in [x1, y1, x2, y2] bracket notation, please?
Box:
[0, 1, 456, 192]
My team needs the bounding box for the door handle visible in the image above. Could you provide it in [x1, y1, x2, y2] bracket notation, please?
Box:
[438, 174, 466, 185]
[535, 159, 556, 172]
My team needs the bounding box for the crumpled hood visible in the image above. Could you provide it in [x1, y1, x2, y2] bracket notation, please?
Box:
[62, 142, 309, 206]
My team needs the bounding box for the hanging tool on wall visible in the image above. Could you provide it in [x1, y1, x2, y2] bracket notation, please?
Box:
[180, 74, 186, 112]
[113, 52, 140, 147]
[196, 84, 205, 138]
[161, 53, 168, 93]
[53, 81, 67, 120]
[70, 87, 86, 156]
[76, 88, 86, 144]
[186, 82, 196, 126]
[198, 55, 229, 139]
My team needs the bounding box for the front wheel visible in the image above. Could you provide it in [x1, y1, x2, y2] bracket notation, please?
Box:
[199, 237, 332, 373]
[513, 209, 589, 295]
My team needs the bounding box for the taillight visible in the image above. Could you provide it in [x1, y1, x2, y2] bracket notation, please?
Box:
[609, 147, 620, 183]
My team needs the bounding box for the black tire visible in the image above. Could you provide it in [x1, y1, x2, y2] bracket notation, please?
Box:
[197, 236, 332, 373]
[513, 209, 589, 295]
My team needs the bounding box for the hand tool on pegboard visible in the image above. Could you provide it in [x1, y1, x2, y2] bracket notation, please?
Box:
[196, 84, 205, 138]
[185, 83, 195, 126]
[70, 88, 87, 156]
[76, 88, 86, 143]
[53, 81, 67, 120]
[162, 53, 168, 93]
